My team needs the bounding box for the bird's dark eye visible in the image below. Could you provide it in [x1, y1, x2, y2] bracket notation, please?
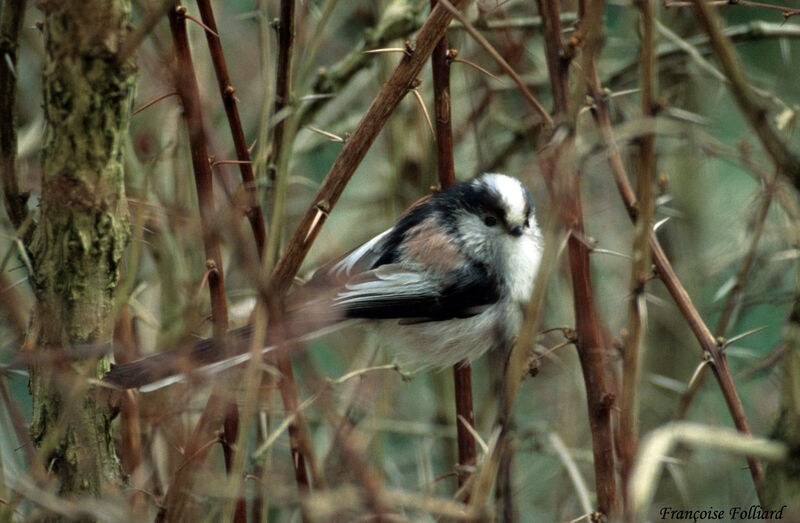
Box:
[484, 216, 498, 227]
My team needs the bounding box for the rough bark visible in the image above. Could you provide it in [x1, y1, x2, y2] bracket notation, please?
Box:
[27, 0, 134, 504]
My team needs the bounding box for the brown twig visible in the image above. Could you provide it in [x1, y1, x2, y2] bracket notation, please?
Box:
[620, 0, 657, 510]
[584, 31, 766, 504]
[158, 5, 232, 521]
[537, 0, 620, 516]
[437, 0, 552, 130]
[131, 91, 179, 116]
[196, 0, 267, 258]
[0, 0, 28, 229]
[690, 0, 800, 184]
[427, 1, 476, 491]
[676, 165, 781, 418]
[168, 4, 228, 334]
[267, 0, 468, 296]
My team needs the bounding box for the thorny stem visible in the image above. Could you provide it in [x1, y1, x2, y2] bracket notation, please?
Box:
[620, 0, 657, 510]
[196, 0, 267, 259]
[168, 4, 228, 335]
[585, 40, 766, 502]
[537, 0, 620, 517]
[264, 0, 296, 270]
[676, 167, 779, 419]
[427, 0, 477, 493]
[159, 6, 233, 521]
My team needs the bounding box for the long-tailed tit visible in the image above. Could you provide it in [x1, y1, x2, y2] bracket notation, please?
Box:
[104, 173, 543, 391]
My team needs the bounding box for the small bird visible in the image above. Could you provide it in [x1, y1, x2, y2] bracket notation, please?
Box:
[104, 173, 543, 391]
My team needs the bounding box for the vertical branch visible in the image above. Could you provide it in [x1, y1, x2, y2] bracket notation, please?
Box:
[264, 0, 296, 269]
[585, 41, 766, 502]
[0, 0, 29, 229]
[159, 6, 236, 521]
[620, 0, 657, 502]
[168, 4, 228, 334]
[429, 0, 476, 492]
[537, 0, 620, 516]
[536, 0, 569, 117]
[196, 0, 267, 258]
[258, 0, 317, 496]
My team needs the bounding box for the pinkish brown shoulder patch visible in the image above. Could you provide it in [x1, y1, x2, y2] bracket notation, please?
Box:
[402, 217, 464, 271]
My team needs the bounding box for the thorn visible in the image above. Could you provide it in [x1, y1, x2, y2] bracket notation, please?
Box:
[721, 325, 769, 349]
[687, 357, 711, 391]
[184, 14, 219, 37]
[132, 91, 179, 116]
[451, 57, 499, 81]
[306, 201, 330, 243]
[363, 48, 407, 55]
[410, 89, 435, 139]
[304, 126, 344, 143]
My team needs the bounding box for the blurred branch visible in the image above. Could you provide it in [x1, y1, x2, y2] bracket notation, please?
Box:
[629, 422, 787, 520]
[620, 0, 657, 507]
[0, 0, 29, 229]
[451, 13, 578, 31]
[297, 0, 429, 127]
[606, 21, 800, 102]
[117, 0, 177, 63]
[268, 0, 468, 296]
[690, 0, 800, 183]
[676, 165, 780, 418]
[196, 0, 267, 259]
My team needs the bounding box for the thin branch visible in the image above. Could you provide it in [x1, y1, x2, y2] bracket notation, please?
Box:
[197, 0, 267, 258]
[585, 29, 767, 502]
[427, 3, 477, 494]
[168, 4, 228, 334]
[131, 91, 179, 116]
[437, 0, 553, 129]
[159, 5, 231, 521]
[620, 0, 657, 510]
[536, 0, 620, 516]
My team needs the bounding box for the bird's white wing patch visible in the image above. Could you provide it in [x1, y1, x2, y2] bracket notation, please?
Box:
[328, 228, 393, 278]
[334, 265, 434, 305]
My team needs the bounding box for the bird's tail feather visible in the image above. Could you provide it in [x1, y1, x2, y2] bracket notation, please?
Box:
[104, 302, 352, 391]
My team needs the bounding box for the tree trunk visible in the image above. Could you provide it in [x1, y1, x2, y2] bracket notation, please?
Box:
[27, 0, 134, 505]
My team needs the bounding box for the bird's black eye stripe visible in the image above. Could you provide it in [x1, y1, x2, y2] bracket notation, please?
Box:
[524, 218, 529, 228]
[484, 215, 498, 227]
